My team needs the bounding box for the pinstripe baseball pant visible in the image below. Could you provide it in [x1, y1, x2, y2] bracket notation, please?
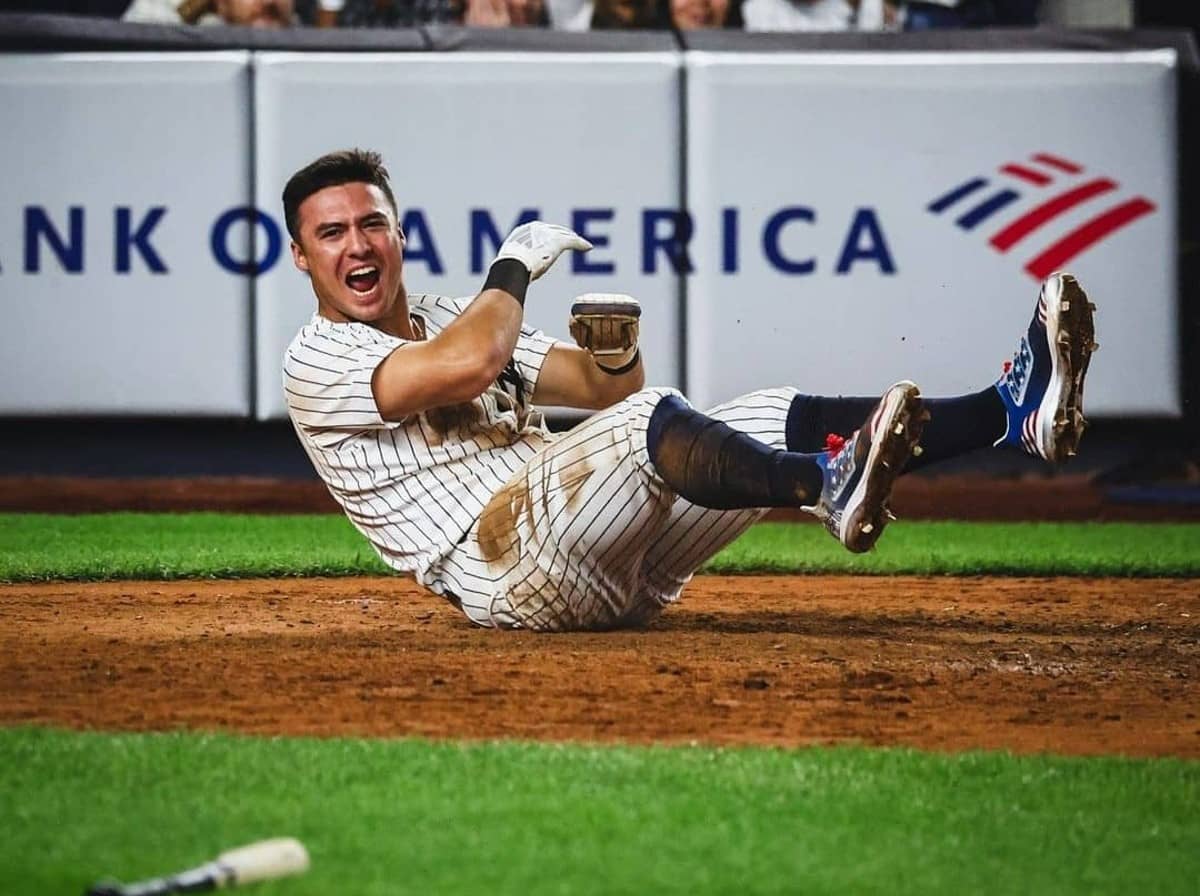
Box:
[428, 386, 799, 631]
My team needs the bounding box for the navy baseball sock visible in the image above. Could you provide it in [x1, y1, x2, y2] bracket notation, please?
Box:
[785, 387, 1005, 472]
[646, 394, 824, 509]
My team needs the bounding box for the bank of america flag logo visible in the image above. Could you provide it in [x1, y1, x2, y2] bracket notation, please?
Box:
[927, 152, 1156, 280]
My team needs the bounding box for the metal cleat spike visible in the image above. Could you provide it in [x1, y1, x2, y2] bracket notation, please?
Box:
[1088, 302, 1097, 311]
[885, 509, 897, 522]
[912, 444, 924, 457]
[1090, 341, 1100, 352]
[1061, 300, 1071, 312]
[861, 523, 874, 534]
[893, 422, 905, 435]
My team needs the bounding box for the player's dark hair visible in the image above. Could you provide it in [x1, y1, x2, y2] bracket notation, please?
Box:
[282, 149, 399, 242]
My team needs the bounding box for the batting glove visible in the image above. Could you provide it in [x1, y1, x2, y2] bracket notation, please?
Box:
[569, 294, 641, 372]
[494, 221, 592, 282]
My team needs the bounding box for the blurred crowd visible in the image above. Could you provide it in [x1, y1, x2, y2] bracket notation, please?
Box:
[118, 0, 1042, 31]
[2, 0, 1193, 35]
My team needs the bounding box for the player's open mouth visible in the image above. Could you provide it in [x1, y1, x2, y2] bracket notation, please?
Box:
[345, 265, 380, 296]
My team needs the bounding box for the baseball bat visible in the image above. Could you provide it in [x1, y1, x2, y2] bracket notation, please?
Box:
[84, 837, 310, 896]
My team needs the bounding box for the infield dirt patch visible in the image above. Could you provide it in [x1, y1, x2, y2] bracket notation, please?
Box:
[3, 575, 1197, 758]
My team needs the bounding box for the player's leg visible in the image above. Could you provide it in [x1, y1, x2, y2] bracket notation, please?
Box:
[442, 387, 681, 631]
[446, 378, 922, 629]
[633, 389, 795, 618]
[646, 380, 926, 555]
[789, 272, 1097, 467]
[442, 380, 922, 630]
[787, 389, 1002, 471]
[633, 383, 926, 618]
[436, 273, 1092, 631]
[634, 273, 1096, 616]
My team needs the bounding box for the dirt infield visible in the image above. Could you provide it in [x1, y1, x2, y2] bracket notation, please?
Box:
[3, 574, 1197, 758]
[4, 473, 1197, 758]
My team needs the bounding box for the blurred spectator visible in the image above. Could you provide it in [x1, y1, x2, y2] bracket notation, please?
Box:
[544, 0, 592, 28]
[591, 0, 738, 28]
[738, 0, 1036, 31]
[742, 0, 850, 31]
[670, 0, 732, 28]
[463, 0, 547, 26]
[314, 0, 459, 26]
[123, 0, 296, 25]
[742, 0, 899, 32]
[903, 0, 973, 28]
[903, 0, 1039, 29]
[305, 0, 544, 26]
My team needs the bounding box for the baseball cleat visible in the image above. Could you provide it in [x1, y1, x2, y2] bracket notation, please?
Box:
[802, 381, 927, 553]
[994, 272, 1097, 463]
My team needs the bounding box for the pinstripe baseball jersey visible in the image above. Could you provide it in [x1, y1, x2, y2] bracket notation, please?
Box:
[286, 294, 802, 630]
[283, 293, 563, 583]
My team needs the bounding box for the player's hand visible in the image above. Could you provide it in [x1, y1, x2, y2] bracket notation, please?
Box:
[569, 294, 641, 372]
[494, 221, 592, 282]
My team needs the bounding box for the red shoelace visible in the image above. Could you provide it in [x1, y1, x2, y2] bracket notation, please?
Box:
[824, 433, 847, 457]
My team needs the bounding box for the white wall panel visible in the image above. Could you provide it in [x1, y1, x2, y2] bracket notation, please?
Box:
[686, 51, 1178, 415]
[254, 53, 682, 420]
[0, 53, 252, 415]
[0, 51, 1180, 420]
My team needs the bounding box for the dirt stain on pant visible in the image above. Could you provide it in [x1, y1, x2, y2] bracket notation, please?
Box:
[477, 476, 529, 565]
[555, 443, 598, 514]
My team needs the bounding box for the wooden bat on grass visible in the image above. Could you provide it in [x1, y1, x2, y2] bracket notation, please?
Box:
[84, 837, 309, 896]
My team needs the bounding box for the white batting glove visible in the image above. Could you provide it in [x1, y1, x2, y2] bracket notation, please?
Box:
[494, 221, 592, 282]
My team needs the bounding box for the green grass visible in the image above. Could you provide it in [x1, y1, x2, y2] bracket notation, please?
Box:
[4, 518, 1197, 894]
[2, 727, 1197, 896]
[706, 521, 1200, 577]
[0, 512, 390, 581]
[0, 513, 1197, 581]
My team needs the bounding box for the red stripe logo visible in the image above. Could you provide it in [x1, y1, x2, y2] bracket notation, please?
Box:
[929, 153, 1156, 280]
[1032, 152, 1083, 174]
[1000, 163, 1052, 187]
[990, 178, 1118, 251]
[1024, 198, 1156, 280]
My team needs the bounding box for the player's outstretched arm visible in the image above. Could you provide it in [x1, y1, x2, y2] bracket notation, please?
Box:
[532, 294, 645, 410]
[371, 222, 590, 420]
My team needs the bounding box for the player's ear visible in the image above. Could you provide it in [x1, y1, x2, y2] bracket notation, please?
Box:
[291, 240, 309, 274]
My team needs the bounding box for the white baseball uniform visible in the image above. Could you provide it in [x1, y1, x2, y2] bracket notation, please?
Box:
[285, 293, 798, 631]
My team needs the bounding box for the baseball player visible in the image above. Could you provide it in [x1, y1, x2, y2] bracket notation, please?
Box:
[282, 149, 1095, 631]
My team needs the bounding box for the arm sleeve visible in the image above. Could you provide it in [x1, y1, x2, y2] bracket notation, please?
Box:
[283, 327, 407, 433]
[513, 321, 569, 404]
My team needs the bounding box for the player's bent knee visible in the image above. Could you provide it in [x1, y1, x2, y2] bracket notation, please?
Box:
[630, 386, 686, 414]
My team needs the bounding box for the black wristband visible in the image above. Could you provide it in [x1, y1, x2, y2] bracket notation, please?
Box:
[483, 258, 530, 307]
[597, 349, 641, 376]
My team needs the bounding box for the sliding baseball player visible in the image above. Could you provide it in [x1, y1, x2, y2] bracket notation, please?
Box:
[283, 149, 1095, 631]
